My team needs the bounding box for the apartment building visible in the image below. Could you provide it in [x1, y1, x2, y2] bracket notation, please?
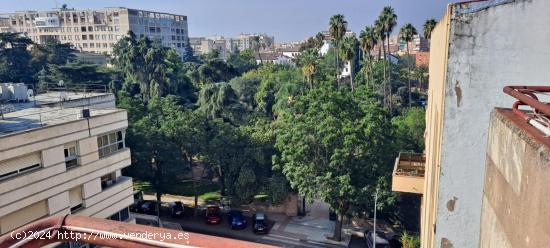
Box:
[0, 7, 188, 57]
[390, 1, 550, 247]
[0, 90, 134, 248]
[189, 36, 234, 60]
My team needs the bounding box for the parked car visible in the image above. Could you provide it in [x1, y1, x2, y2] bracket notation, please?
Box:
[205, 206, 222, 224]
[227, 210, 247, 229]
[364, 230, 390, 248]
[252, 212, 268, 234]
[140, 201, 158, 215]
[130, 200, 145, 213]
[167, 201, 185, 218]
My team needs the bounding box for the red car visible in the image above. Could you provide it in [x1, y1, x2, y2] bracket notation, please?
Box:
[205, 206, 221, 224]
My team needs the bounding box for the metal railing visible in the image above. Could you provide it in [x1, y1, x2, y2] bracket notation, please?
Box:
[503, 86, 550, 136]
[394, 152, 426, 177]
[0, 215, 275, 248]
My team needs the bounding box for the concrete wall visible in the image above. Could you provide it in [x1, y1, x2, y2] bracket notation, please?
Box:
[421, 5, 450, 248]
[431, 1, 550, 247]
[480, 109, 550, 247]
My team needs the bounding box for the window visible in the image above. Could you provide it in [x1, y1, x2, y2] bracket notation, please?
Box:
[97, 131, 125, 158]
[0, 153, 41, 181]
[109, 207, 130, 222]
[64, 143, 78, 169]
[81, 26, 86, 32]
[100, 173, 116, 190]
[69, 186, 83, 213]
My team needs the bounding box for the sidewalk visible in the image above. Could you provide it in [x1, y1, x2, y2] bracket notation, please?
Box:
[272, 200, 348, 247]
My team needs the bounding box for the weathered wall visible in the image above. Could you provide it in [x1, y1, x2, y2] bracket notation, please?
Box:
[480, 109, 550, 247]
[435, 1, 550, 247]
[421, 5, 450, 248]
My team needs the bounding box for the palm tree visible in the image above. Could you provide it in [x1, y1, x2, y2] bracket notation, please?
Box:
[301, 48, 319, 89]
[359, 26, 377, 88]
[315, 32, 325, 49]
[250, 36, 262, 62]
[400, 23, 418, 107]
[329, 14, 347, 85]
[382, 6, 397, 113]
[340, 36, 358, 91]
[374, 17, 387, 104]
[423, 19, 437, 40]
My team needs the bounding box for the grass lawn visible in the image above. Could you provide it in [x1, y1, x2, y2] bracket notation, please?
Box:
[134, 179, 221, 201]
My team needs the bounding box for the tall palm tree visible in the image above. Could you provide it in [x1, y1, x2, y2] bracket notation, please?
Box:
[359, 26, 377, 88]
[340, 36, 358, 91]
[374, 17, 387, 104]
[329, 14, 347, 85]
[423, 19, 437, 40]
[250, 36, 263, 62]
[315, 32, 325, 49]
[301, 49, 319, 89]
[400, 23, 418, 107]
[382, 6, 397, 113]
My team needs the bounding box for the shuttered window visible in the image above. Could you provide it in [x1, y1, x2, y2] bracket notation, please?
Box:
[69, 186, 83, 213]
[0, 153, 41, 181]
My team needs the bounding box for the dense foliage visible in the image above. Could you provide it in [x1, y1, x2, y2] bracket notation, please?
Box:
[0, 7, 433, 239]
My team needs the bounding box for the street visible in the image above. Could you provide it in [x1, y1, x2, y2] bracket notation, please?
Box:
[159, 208, 347, 248]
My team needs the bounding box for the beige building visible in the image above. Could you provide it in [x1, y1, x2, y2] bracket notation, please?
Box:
[0, 7, 188, 57]
[391, 0, 550, 247]
[0, 91, 134, 248]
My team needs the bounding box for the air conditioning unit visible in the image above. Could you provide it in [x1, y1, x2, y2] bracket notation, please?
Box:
[9, 83, 28, 102]
[0, 83, 11, 101]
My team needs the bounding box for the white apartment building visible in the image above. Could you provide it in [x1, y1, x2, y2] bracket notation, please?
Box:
[0, 7, 188, 57]
[0, 90, 134, 248]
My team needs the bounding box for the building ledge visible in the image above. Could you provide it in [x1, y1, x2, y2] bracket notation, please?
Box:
[392, 152, 425, 194]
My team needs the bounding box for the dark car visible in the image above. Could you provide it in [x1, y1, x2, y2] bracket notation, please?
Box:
[205, 206, 222, 224]
[168, 201, 185, 218]
[227, 210, 247, 229]
[252, 212, 268, 234]
[364, 230, 390, 248]
[140, 201, 158, 215]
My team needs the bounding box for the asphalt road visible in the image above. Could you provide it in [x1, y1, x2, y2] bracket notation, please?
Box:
[158, 209, 345, 248]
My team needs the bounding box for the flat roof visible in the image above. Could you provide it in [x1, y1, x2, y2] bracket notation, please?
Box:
[0, 91, 119, 136]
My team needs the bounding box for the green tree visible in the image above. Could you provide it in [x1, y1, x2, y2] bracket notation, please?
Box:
[229, 74, 261, 110]
[340, 36, 358, 91]
[197, 82, 247, 124]
[0, 33, 33, 84]
[423, 19, 438, 41]
[315, 32, 325, 49]
[374, 17, 387, 105]
[359, 26, 378, 88]
[400, 23, 418, 107]
[329, 14, 347, 83]
[122, 96, 189, 215]
[381, 6, 397, 113]
[392, 107, 425, 152]
[112, 32, 192, 102]
[300, 48, 319, 89]
[226, 49, 257, 75]
[274, 84, 394, 241]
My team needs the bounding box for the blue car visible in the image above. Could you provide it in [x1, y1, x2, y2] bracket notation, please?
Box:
[228, 210, 247, 230]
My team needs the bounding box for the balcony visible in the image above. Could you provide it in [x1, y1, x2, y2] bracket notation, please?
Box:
[392, 152, 425, 194]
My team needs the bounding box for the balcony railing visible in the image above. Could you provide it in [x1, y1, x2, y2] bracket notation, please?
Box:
[0, 215, 276, 248]
[392, 152, 426, 194]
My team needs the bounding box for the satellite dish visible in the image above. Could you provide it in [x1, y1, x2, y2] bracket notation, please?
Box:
[27, 89, 34, 98]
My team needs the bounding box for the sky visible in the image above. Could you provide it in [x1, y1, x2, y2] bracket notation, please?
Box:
[1, 0, 457, 42]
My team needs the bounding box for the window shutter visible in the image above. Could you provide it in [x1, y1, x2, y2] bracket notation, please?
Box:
[0, 153, 41, 177]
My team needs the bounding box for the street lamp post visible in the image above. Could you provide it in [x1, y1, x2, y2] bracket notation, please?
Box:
[373, 187, 379, 248]
[151, 154, 161, 227]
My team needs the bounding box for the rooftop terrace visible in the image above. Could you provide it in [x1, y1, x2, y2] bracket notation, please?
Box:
[0, 91, 118, 136]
